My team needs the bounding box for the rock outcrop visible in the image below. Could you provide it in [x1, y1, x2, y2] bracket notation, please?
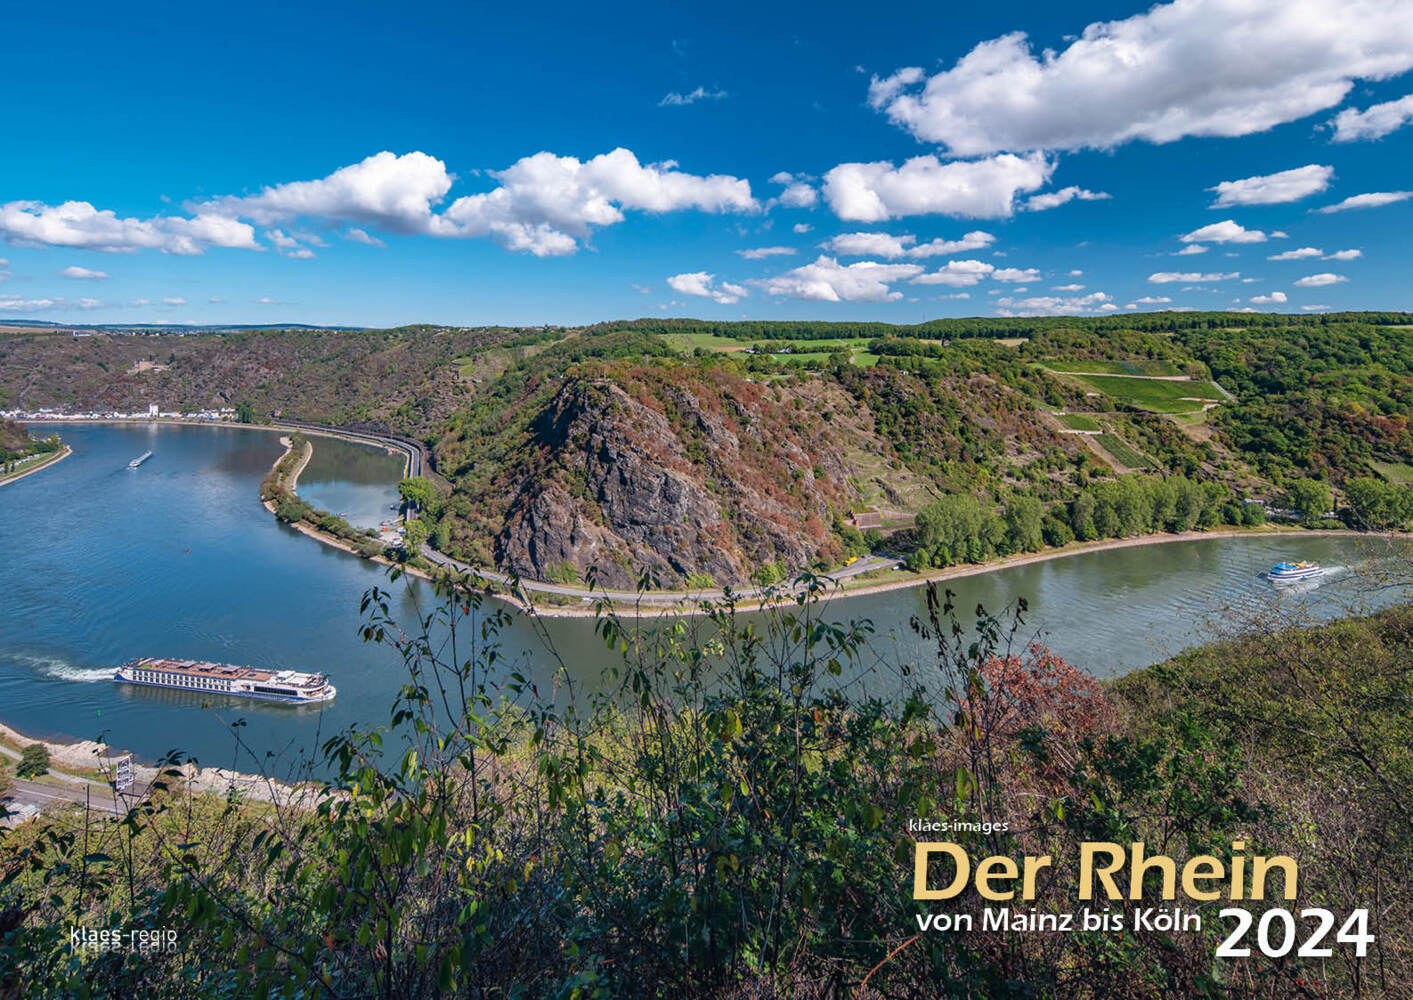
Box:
[495, 369, 867, 589]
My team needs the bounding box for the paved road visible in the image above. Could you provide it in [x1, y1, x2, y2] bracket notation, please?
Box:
[3, 777, 142, 819]
[268, 419, 904, 604]
[419, 548, 900, 606]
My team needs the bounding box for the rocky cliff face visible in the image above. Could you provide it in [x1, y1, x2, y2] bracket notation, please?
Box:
[495, 369, 867, 589]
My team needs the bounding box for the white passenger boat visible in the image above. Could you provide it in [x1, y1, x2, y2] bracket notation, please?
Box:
[1266, 561, 1324, 583]
[114, 657, 336, 703]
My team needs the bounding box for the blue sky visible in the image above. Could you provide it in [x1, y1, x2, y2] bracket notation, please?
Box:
[2, 0, 1412, 326]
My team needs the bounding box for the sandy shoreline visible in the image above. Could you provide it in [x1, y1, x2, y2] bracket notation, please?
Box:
[0, 444, 71, 488]
[807, 526, 1400, 606]
[258, 435, 1399, 618]
[515, 525, 1403, 618]
[261, 434, 435, 580]
[23, 416, 414, 474]
[0, 720, 315, 808]
[25, 417, 1406, 619]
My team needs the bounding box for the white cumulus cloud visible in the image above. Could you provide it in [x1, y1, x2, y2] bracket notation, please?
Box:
[911, 259, 996, 286]
[0, 200, 259, 255]
[736, 246, 796, 259]
[61, 266, 109, 279]
[1175, 244, 1209, 255]
[778, 183, 819, 209]
[198, 152, 453, 233]
[1250, 291, 1288, 304]
[1331, 93, 1413, 141]
[820, 229, 995, 259]
[909, 231, 996, 257]
[1324, 248, 1362, 260]
[1149, 271, 1240, 283]
[0, 294, 59, 311]
[866, 0, 1413, 155]
[666, 272, 748, 304]
[1294, 272, 1348, 286]
[196, 149, 756, 257]
[996, 291, 1112, 316]
[659, 86, 728, 107]
[1023, 186, 1110, 211]
[1316, 191, 1413, 213]
[822, 232, 916, 258]
[822, 153, 1052, 221]
[992, 267, 1041, 282]
[1268, 246, 1324, 260]
[1210, 164, 1333, 206]
[751, 255, 924, 301]
[1181, 220, 1281, 244]
[344, 227, 385, 247]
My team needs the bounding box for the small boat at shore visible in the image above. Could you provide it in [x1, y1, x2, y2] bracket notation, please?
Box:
[114, 657, 336, 704]
[1267, 561, 1324, 582]
[127, 451, 153, 469]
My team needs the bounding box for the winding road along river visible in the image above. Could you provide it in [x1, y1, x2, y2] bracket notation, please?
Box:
[1, 422, 1407, 771]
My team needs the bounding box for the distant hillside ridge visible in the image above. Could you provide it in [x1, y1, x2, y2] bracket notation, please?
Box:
[6, 312, 1413, 585]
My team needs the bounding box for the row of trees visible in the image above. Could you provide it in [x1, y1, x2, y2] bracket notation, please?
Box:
[910, 475, 1266, 570]
[1069, 474, 1259, 542]
[910, 494, 1053, 569]
[1344, 476, 1413, 529]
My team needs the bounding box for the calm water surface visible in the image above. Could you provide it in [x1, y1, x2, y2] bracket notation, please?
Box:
[1, 423, 1406, 770]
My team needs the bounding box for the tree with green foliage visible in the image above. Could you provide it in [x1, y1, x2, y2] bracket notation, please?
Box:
[1069, 489, 1097, 541]
[915, 494, 1003, 567]
[1041, 512, 1074, 547]
[397, 476, 437, 511]
[401, 518, 428, 552]
[274, 497, 312, 524]
[234, 400, 255, 424]
[4, 569, 1413, 996]
[1287, 477, 1334, 523]
[1003, 495, 1044, 553]
[1343, 476, 1413, 529]
[16, 743, 49, 778]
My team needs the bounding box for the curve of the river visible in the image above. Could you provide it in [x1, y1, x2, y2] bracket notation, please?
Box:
[1, 422, 1407, 771]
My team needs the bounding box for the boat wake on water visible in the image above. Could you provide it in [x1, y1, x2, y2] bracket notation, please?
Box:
[15, 653, 116, 683]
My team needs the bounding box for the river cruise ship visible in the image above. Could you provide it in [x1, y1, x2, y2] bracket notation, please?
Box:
[115, 657, 336, 703]
[1266, 561, 1324, 582]
[127, 451, 153, 469]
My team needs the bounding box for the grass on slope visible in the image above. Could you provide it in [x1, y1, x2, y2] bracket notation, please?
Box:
[1046, 358, 1183, 376]
[1066, 373, 1225, 413]
[662, 332, 883, 366]
[1056, 413, 1102, 431]
[1096, 433, 1152, 469]
[1371, 460, 1413, 484]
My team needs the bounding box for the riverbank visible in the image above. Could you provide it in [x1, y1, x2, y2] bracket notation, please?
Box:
[0, 444, 71, 488]
[40, 418, 1405, 620]
[260, 434, 427, 580]
[22, 416, 416, 477]
[510, 525, 1408, 618]
[259, 435, 1402, 617]
[0, 720, 315, 810]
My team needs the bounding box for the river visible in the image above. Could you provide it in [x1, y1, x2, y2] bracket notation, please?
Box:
[1, 422, 1407, 772]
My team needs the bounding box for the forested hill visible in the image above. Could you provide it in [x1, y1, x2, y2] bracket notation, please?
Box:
[603, 309, 1413, 340]
[3, 312, 1412, 586]
[0, 325, 556, 434]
